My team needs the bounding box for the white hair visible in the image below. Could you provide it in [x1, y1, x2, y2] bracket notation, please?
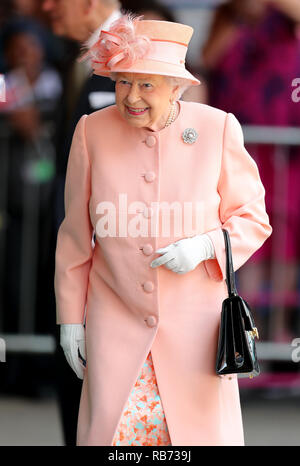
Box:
[109, 72, 192, 100]
[163, 76, 192, 99]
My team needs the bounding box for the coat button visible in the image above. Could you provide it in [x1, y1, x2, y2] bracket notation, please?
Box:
[146, 315, 157, 327]
[142, 244, 153, 255]
[144, 171, 156, 183]
[145, 135, 156, 147]
[143, 207, 153, 218]
[143, 281, 154, 293]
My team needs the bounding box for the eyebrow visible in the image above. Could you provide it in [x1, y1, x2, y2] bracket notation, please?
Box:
[118, 76, 155, 83]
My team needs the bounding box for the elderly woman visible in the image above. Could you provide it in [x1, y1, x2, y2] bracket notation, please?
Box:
[54, 15, 272, 446]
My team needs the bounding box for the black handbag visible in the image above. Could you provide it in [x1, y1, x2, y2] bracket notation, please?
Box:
[215, 228, 260, 378]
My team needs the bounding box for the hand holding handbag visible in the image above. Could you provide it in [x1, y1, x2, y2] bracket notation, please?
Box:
[215, 228, 260, 378]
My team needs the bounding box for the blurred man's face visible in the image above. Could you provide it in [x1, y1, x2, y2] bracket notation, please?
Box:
[233, 0, 266, 22]
[14, 0, 37, 16]
[42, 0, 88, 40]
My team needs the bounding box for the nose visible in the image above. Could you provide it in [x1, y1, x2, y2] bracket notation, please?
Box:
[42, 0, 54, 12]
[126, 84, 141, 105]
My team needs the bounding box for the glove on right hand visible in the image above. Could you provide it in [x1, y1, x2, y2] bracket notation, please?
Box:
[60, 323, 86, 380]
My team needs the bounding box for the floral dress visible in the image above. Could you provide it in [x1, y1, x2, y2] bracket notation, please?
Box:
[112, 351, 172, 446]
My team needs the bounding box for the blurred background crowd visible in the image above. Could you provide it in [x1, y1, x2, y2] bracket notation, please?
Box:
[0, 0, 300, 446]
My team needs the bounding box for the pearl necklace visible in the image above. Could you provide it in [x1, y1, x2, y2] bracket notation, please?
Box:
[164, 101, 177, 128]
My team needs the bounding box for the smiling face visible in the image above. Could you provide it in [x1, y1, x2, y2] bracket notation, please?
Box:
[115, 72, 179, 131]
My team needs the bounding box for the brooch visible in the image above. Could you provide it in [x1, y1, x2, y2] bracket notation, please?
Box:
[182, 128, 198, 144]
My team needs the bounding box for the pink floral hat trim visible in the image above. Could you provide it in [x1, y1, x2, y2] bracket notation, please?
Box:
[79, 14, 200, 86]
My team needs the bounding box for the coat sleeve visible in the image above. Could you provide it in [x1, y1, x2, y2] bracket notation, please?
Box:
[203, 112, 273, 282]
[54, 114, 94, 324]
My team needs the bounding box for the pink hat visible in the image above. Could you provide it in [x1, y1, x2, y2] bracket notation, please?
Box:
[80, 14, 200, 86]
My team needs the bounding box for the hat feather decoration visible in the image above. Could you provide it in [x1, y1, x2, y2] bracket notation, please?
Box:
[79, 13, 152, 71]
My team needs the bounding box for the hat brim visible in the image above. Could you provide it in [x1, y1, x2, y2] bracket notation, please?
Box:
[93, 58, 201, 86]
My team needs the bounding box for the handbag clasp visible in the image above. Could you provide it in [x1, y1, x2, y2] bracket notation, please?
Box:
[249, 327, 259, 340]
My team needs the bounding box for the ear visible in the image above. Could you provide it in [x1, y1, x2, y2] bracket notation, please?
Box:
[171, 84, 180, 102]
[83, 0, 97, 14]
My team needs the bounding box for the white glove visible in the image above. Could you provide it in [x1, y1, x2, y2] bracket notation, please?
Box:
[150, 233, 215, 274]
[60, 323, 86, 379]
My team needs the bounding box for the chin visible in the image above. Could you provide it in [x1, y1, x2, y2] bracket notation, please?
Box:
[123, 114, 147, 127]
[126, 119, 146, 128]
[52, 23, 66, 36]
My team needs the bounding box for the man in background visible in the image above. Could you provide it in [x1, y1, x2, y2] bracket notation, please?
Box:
[42, 0, 122, 445]
[42, 0, 122, 226]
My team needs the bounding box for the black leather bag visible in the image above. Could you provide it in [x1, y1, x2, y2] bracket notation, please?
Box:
[215, 228, 260, 378]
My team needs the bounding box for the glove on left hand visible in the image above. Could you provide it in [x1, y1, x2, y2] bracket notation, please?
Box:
[150, 233, 215, 274]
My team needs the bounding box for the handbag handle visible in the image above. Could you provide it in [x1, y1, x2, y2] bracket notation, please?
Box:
[222, 228, 238, 297]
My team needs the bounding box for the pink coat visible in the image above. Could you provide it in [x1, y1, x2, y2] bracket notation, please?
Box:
[54, 100, 272, 446]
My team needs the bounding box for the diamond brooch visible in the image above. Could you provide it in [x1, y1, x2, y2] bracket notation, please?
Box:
[182, 128, 198, 144]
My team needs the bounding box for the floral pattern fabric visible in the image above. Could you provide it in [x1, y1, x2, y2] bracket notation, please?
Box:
[112, 351, 172, 446]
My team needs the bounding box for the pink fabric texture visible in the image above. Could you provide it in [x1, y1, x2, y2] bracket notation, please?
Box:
[54, 101, 272, 445]
[81, 18, 152, 69]
[79, 14, 200, 85]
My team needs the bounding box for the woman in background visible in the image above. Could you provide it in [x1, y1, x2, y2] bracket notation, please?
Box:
[202, 0, 300, 341]
[0, 18, 62, 333]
